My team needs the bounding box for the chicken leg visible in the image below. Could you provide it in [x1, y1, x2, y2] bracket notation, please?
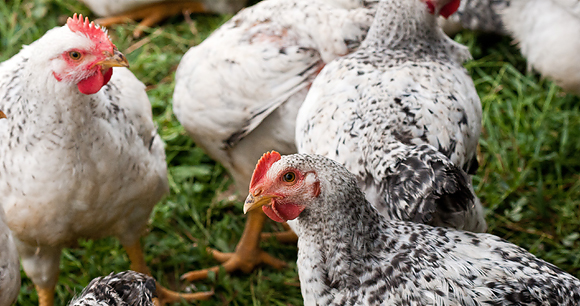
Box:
[124, 241, 214, 305]
[36, 285, 54, 306]
[94, 1, 207, 37]
[181, 209, 287, 281]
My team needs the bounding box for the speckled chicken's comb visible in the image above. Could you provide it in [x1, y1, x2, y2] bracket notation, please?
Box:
[250, 151, 282, 189]
[67, 14, 111, 45]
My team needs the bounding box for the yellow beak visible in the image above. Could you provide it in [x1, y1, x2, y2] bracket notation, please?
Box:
[243, 193, 278, 214]
[0, 111, 6, 119]
[96, 49, 129, 69]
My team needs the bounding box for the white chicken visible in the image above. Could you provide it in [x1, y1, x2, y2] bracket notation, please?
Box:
[0, 180, 20, 306]
[503, 0, 580, 95]
[439, 0, 580, 95]
[173, 0, 376, 280]
[80, 0, 249, 37]
[296, 0, 486, 232]
[0, 14, 210, 306]
[245, 152, 580, 305]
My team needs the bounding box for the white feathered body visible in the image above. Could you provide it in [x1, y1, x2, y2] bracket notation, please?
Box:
[439, 0, 580, 95]
[502, 0, 580, 94]
[0, 26, 168, 288]
[173, 0, 375, 194]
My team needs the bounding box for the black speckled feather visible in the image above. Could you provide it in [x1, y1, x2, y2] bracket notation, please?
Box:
[68, 271, 156, 306]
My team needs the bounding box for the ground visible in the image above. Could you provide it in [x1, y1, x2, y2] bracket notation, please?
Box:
[1, 0, 579, 305]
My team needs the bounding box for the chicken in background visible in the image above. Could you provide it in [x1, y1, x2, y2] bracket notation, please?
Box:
[68, 271, 156, 306]
[296, 0, 486, 232]
[439, 0, 580, 95]
[245, 152, 580, 305]
[437, 0, 507, 35]
[0, 14, 211, 306]
[80, 0, 249, 37]
[173, 0, 376, 281]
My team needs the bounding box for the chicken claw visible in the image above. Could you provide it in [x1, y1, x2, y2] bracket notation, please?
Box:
[181, 209, 287, 281]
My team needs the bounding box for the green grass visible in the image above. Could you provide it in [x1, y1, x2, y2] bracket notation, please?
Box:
[2, 1, 580, 305]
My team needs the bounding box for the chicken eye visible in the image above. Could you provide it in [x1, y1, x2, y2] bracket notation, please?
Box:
[68, 51, 82, 61]
[283, 172, 296, 183]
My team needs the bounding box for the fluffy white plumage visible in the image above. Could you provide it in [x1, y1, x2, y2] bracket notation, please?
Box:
[296, 0, 485, 232]
[173, 0, 376, 195]
[0, 19, 167, 297]
[248, 153, 580, 305]
[0, 204, 20, 306]
[439, 0, 580, 95]
[172, 0, 376, 281]
[502, 0, 580, 95]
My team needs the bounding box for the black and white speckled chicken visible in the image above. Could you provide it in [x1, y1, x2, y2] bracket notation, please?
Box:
[173, 0, 376, 281]
[296, 0, 486, 232]
[245, 152, 580, 305]
[68, 271, 156, 306]
[0, 14, 210, 306]
[439, 0, 580, 95]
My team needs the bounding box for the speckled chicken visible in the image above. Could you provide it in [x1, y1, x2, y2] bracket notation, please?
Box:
[437, 0, 508, 34]
[439, 0, 580, 95]
[68, 271, 156, 306]
[80, 0, 249, 37]
[0, 191, 20, 306]
[296, 0, 486, 232]
[173, 0, 376, 281]
[245, 152, 580, 305]
[0, 14, 210, 306]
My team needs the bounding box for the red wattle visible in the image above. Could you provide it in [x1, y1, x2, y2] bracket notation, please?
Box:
[77, 68, 113, 95]
[440, 0, 461, 18]
[103, 68, 113, 85]
[262, 201, 305, 223]
[263, 205, 286, 223]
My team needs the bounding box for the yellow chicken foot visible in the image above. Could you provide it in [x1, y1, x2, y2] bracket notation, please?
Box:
[181, 209, 287, 281]
[94, 1, 207, 37]
[36, 285, 55, 306]
[260, 222, 298, 244]
[124, 241, 213, 305]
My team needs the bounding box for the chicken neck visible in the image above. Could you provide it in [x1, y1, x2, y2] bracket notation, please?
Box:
[360, 0, 448, 52]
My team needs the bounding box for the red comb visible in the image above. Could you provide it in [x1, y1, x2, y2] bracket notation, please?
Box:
[250, 151, 282, 189]
[67, 14, 111, 45]
[425, 1, 435, 14]
[440, 0, 460, 18]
